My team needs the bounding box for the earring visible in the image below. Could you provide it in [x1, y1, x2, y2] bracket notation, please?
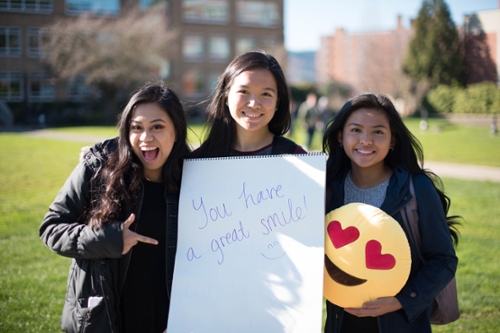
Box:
[339, 143, 343, 148]
[225, 101, 228, 106]
[275, 107, 278, 111]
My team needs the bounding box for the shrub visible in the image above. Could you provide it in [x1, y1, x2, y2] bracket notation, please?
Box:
[425, 82, 500, 114]
[454, 82, 500, 114]
[425, 84, 460, 113]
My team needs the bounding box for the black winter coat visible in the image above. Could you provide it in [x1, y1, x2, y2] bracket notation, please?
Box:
[40, 138, 179, 333]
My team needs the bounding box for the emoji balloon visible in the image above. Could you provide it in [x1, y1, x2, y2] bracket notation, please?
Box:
[324, 203, 411, 308]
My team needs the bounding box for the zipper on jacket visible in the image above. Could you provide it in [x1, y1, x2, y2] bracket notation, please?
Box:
[98, 261, 115, 333]
[121, 183, 144, 288]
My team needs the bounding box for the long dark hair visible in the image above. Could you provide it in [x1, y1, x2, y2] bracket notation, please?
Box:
[198, 51, 291, 157]
[323, 93, 460, 245]
[88, 82, 190, 228]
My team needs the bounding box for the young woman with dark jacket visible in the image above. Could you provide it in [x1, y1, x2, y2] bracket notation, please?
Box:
[322, 93, 460, 333]
[40, 82, 190, 333]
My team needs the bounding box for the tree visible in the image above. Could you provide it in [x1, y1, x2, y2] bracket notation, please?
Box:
[404, 0, 465, 87]
[42, 8, 176, 123]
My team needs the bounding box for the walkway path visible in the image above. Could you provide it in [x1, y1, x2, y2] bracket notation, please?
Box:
[21, 128, 112, 144]
[423, 161, 500, 183]
[16, 129, 500, 183]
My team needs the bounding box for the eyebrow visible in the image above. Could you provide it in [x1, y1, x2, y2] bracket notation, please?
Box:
[236, 84, 277, 93]
[347, 122, 389, 129]
[130, 118, 167, 124]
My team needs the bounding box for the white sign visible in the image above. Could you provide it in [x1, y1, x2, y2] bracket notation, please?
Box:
[168, 154, 326, 333]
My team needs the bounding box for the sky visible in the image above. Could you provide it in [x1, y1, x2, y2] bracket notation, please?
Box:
[284, 0, 499, 52]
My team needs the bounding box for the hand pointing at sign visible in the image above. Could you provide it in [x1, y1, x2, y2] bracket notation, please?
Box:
[122, 213, 158, 255]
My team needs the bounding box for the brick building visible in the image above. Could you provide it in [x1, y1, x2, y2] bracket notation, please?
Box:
[0, 0, 285, 123]
[168, 0, 285, 103]
[315, 16, 413, 97]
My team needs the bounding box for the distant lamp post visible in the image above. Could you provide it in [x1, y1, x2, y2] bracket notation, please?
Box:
[420, 109, 428, 130]
[492, 114, 498, 135]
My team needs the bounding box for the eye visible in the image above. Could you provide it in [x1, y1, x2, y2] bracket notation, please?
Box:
[152, 124, 165, 130]
[130, 124, 141, 131]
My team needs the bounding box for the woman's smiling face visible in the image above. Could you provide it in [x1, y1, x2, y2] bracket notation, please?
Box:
[226, 68, 278, 137]
[339, 107, 394, 172]
[129, 102, 176, 182]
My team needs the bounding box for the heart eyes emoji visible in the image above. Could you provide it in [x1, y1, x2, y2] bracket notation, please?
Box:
[327, 220, 396, 270]
[323, 203, 412, 308]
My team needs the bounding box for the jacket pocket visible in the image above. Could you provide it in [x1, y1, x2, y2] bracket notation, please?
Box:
[61, 259, 113, 333]
[61, 296, 110, 333]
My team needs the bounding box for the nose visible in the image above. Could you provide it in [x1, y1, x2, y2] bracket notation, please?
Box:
[247, 95, 261, 109]
[140, 129, 153, 142]
[359, 131, 372, 145]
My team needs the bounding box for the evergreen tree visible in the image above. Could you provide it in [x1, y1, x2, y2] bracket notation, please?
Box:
[404, 0, 465, 87]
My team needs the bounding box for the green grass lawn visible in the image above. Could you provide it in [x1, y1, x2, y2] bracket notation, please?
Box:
[0, 137, 83, 332]
[403, 118, 500, 168]
[1, 119, 499, 332]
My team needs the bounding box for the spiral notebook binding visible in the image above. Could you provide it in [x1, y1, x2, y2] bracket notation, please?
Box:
[185, 152, 325, 162]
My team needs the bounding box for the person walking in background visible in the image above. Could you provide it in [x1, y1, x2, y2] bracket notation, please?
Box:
[39, 82, 191, 333]
[298, 92, 320, 150]
[192, 51, 306, 158]
[317, 95, 331, 131]
[322, 93, 460, 333]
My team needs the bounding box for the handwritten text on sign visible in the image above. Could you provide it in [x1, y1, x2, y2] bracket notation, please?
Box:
[168, 154, 326, 333]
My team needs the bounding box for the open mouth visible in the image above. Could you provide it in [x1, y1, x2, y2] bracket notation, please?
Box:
[325, 254, 367, 286]
[142, 147, 159, 161]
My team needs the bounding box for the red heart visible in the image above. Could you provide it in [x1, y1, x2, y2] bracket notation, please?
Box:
[327, 220, 360, 249]
[365, 240, 396, 270]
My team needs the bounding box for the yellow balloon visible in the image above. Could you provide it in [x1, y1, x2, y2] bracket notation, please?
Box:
[324, 203, 411, 308]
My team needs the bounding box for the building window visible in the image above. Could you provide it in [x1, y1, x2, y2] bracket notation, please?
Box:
[259, 38, 275, 51]
[140, 0, 155, 10]
[67, 76, 91, 101]
[182, 0, 229, 24]
[209, 36, 229, 61]
[157, 59, 171, 79]
[183, 34, 204, 61]
[0, 0, 53, 12]
[183, 71, 205, 97]
[140, 0, 168, 10]
[0, 27, 21, 57]
[28, 27, 50, 58]
[0, 72, 23, 100]
[207, 72, 220, 93]
[66, 0, 119, 15]
[236, 1, 279, 27]
[29, 72, 55, 101]
[236, 37, 256, 55]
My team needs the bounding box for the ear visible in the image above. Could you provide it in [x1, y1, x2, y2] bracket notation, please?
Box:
[390, 136, 396, 149]
[337, 131, 343, 145]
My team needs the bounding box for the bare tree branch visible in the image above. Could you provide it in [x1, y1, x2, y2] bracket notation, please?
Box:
[42, 9, 176, 122]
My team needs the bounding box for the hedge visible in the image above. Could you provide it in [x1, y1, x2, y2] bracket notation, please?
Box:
[425, 82, 500, 114]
